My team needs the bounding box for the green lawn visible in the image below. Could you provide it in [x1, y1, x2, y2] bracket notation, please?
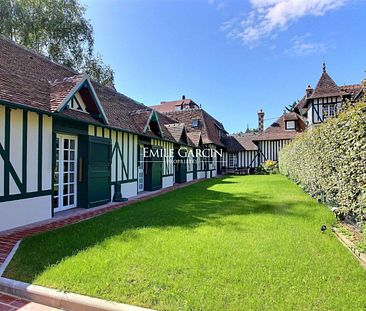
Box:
[5, 175, 366, 310]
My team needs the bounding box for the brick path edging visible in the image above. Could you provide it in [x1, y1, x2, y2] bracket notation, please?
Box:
[0, 179, 203, 268]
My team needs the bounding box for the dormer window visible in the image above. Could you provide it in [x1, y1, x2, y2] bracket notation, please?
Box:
[285, 120, 296, 130]
[192, 119, 200, 128]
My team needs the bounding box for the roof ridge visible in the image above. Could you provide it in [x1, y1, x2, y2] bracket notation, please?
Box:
[49, 74, 85, 87]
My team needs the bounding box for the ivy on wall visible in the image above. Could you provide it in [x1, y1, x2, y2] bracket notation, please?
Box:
[279, 103, 366, 223]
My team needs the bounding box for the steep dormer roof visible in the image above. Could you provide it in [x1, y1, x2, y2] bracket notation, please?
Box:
[164, 123, 187, 144]
[187, 132, 203, 147]
[309, 67, 342, 99]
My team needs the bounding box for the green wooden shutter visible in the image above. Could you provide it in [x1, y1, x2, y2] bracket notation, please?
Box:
[87, 136, 111, 207]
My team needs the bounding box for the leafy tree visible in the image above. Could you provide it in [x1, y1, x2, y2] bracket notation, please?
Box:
[285, 100, 299, 113]
[0, 0, 114, 86]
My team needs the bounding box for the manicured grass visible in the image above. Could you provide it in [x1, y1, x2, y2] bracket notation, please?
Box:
[5, 175, 366, 310]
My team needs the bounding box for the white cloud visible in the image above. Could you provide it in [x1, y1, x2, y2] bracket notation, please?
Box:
[208, 0, 226, 12]
[289, 34, 331, 56]
[222, 0, 347, 45]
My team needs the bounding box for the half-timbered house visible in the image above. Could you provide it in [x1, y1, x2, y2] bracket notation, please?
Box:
[223, 111, 306, 169]
[151, 99, 228, 178]
[0, 37, 210, 231]
[294, 64, 364, 126]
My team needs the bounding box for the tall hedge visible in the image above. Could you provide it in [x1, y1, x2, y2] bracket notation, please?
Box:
[279, 103, 366, 223]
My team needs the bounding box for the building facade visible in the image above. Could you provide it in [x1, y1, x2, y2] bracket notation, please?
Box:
[0, 38, 224, 232]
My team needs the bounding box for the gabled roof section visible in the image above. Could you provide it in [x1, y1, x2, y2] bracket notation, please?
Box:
[49, 74, 85, 111]
[283, 112, 300, 121]
[187, 132, 203, 147]
[293, 95, 307, 115]
[340, 84, 363, 98]
[151, 98, 199, 113]
[162, 108, 226, 147]
[50, 74, 109, 124]
[224, 135, 258, 152]
[164, 123, 190, 145]
[146, 110, 163, 138]
[309, 67, 342, 99]
[252, 113, 305, 141]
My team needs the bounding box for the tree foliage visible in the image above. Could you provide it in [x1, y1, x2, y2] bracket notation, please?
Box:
[0, 0, 114, 86]
[279, 103, 366, 223]
[284, 100, 299, 113]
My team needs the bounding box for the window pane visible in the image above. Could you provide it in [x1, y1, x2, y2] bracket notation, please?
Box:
[64, 139, 69, 149]
[70, 140, 75, 149]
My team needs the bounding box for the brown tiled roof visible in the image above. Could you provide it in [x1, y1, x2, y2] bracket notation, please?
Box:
[252, 113, 305, 141]
[283, 112, 299, 121]
[340, 84, 362, 97]
[162, 108, 225, 147]
[293, 95, 307, 115]
[164, 123, 186, 143]
[309, 70, 342, 99]
[223, 135, 258, 152]
[0, 36, 186, 143]
[151, 99, 199, 113]
[49, 75, 85, 111]
[186, 132, 202, 147]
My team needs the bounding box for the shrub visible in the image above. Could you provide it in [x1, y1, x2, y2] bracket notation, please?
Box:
[263, 160, 278, 174]
[279, 103, 366, 224]
[255, 165, 268, 175]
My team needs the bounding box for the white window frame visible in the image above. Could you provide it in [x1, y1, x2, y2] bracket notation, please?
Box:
[54, 134, 78, 212]
[285, 120, 296, 130]
[229, 153, 237, 168]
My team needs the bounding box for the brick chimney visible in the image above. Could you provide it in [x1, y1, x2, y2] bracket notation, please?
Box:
[306, 85, 313, 98]
[182, 95, 186, 100]
[258, 109, 264, 132]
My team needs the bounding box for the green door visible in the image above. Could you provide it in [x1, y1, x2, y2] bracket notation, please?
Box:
[87, 136, 111, 207]
[193, 157, 197, 179]
[144, 147, 162, 191]
[174, 149, 187, 183]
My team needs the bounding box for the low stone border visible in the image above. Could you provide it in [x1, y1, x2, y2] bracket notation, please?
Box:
[0, 277, 155, 311]
[333, 228, 366, 269]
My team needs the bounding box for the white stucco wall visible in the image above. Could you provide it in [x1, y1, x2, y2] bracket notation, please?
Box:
[122, 181, 138, 198]
[162, 176, 174, 189]
[0, 195, 52, 232]
[197, 171, 206, 179]
[186, 172, 193, 182]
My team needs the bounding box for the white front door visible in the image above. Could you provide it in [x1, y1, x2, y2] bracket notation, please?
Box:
[54, 134, 78, 212]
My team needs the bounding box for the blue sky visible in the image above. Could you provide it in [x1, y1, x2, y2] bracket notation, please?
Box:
[81, 0, 366, 133]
